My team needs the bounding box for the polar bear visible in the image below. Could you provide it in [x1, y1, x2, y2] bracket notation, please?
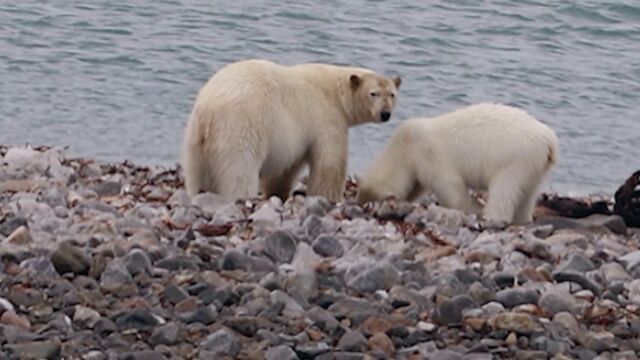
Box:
[182, 59, 401, 202]
[356, 103, 560, 225]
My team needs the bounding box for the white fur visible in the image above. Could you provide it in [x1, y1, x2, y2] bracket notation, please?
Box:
[182, 59, 401, 202]
[357, 103, 560, 224]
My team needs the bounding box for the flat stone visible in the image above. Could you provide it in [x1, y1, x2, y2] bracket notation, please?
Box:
[312, 234, 344, 258]
[496, 288, 540, 308]
[200, 327, 240, 357]
[5, 340, 61, 360]
[149, 322, 180, 346]
[264, 230, 298, 263]
[337, 330, 368, 352]
[347, 262, 399, 293]
[538, 290, 577, 315]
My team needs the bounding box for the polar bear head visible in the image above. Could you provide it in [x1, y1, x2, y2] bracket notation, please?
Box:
[349, 73, 401, 125]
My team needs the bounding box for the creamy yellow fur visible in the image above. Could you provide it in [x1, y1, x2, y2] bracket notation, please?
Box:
[357, 103, 560, 225]
[182, 59, 401, 202]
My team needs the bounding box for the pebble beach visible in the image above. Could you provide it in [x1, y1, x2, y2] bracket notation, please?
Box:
[1, 145, 640, 360]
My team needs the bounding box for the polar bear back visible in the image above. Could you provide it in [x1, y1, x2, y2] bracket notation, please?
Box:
[401, 103, 559, 189]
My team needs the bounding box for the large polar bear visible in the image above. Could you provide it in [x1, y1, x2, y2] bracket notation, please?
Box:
[356, 103, 560, 225]
[181, 59, 401, 202]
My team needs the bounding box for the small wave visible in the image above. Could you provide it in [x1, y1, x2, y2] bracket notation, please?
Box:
[558, 4, 620, 24]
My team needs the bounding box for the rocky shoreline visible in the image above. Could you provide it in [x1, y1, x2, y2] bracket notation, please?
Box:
[1, 145, 640, 360]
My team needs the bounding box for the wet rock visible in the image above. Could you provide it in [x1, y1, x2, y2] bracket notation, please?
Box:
[200, 327, 240, 357]
[346, 262, 399, 293]
[337, 330, 368, 352]
[265, 345, 299, 360]
[264, 230, 298, 263]
[51, 241, 91, 276]
[149, 322, 180, 346]
[495, 288, 540, 308]
[312, 234, 344, 258]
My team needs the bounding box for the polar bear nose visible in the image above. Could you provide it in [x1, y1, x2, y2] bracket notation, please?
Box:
[380, 111, 391, 122]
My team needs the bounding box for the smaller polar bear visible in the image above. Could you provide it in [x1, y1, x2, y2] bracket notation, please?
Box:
[182, 59, 401, 202]
[356, 103, 560, 224]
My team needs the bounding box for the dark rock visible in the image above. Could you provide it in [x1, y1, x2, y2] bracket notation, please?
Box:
[614, 170, 640, 227]
[200, 327, 240, 357]
[198, 285, 236, 306]
[162, 284, 189, 305]
[149, 322, 180, 346]
[347, 262, 399, 293]
[51, 241, 91, 276]
[1, 325, 39, 343]
[99, 260, 132, 291]
[264, 230, 298, 263]
[495, 288, 540, 308]
[306, 306, 340, 333]
[467, 282, 495, 305]
[155, 255, 201, 271]
[183, 305, 218, 325]
[295, 342, 331, 358]
[220, 250, 275, 272]
[432, 295, 477, 326]
[316, 352, 364, 360]
[265, 345, 299, 360]
[122, 248, 153, 276]
[94, 318, 117, 335]
[223, 316, 265, 337]
[558, 253, 596, 273]
[454, 268, 482, 284]
[114, 309, 163, 331]
[430, 350, 465, 360]
[20, 256, 58, 277]
[303, 214, 331, 239]
[120, 351, 167, 360]
[5, 340, 61, 360]
[552, 271, 603, 295]
[337, 330, 368, 352]
[93, 180, 122, 197]
[538, 290, 576, 315]
[537, 194, 611, 219]
[0, 215, 28, 237]
[312, 234, 344, 258]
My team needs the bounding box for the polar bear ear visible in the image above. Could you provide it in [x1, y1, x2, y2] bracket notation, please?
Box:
[350, 74, 361, 90]
[393, 76, 402, 89]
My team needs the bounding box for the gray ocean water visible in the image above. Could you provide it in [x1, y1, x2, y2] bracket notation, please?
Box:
[1, 0, 639, 196]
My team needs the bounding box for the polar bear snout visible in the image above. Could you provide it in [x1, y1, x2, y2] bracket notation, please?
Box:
[380, 111, 391, 122]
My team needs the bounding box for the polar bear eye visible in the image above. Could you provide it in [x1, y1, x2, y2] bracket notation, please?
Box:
[369, 91, 379, 97]
[391, 93, 396, 98]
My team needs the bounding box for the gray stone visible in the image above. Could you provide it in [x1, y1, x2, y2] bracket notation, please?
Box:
[306, 306, 340, 333]
[200, 328, 240, 357]
[347, 262, 399, 293]
[5, 340, 61, 360]
[337, 330, 368, 352]
[0, 215, 28, 237]
[265, 345, 299, 360]
[467, 282, 495, 305]
[73, 305, 102, 329]
[496, 288, 540, 308]
[149, 322, 180, 346]
[581, 331, 615, 352]
[553, 271, 603, 295]
[120, 351, 167, 360]
[558, 253, 596, 273]
[295, 342, 331, 358]
[430, 349, 465, 360]
[122, 248, 153, 276]
[162, 284, 189, 305]
[99, 260, 132, 291]
[538, 290, 576, 315]
[264, 230, 298, 263]
[312, 234, 344, 258]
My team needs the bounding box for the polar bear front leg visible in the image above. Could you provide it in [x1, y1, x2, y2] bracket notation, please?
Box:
[431, 174, 483, 216]
[307, 131, 348, 203]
